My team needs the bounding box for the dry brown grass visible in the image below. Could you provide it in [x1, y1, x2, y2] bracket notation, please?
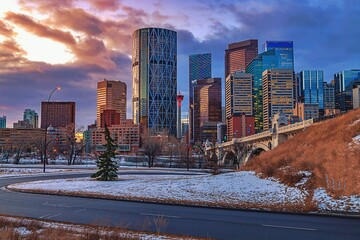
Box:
[243, 108, 360, 197]
[0, 215, 206, 240]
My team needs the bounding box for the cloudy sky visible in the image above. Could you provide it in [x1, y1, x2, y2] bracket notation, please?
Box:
[0, 0, 359, 128]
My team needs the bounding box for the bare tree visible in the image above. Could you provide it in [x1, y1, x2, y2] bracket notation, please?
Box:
[204, 137, 223, 175]
[12, 144, 27, 164]
[164, 136, 179, 168]
[232, 140, 252, 169]
[59, 126, 85, 165]
[142, 136, 164, 168]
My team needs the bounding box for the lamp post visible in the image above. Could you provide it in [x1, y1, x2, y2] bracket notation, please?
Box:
[43, 87, 61, 173]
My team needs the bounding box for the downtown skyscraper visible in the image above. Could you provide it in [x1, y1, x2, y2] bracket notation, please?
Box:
[97, 79, 127, 128]
[189, 53, 211, 141]
[246, 41, 294, 133]
[225, 39, 258, 79]
[334, 70, 360, 111]
[132, 27, 177, 136]
[23, 109, 39, 128]
[192, 78, 222, 142]
[262, 69, 295, 130]
[297, 70, 324, 110]
[0, 116, 5, 128]
[225, 71, 255, 140]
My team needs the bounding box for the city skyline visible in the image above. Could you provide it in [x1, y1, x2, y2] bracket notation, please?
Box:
[0, 0, 359, 127]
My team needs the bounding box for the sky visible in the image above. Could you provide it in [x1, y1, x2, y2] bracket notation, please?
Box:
[0, 0, 359, 128]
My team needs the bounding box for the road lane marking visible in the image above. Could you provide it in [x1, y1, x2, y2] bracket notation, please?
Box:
[262, 224, 316, 231]
[140, 213, 181, 219]
[39, 214, 51, 219]
[74, 209, 87, 213]
[47, 213, 63, 219]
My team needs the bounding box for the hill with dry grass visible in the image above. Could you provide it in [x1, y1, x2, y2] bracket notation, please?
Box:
[243, 108, 360, 198]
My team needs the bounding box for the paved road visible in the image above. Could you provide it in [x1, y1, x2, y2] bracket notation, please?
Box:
[0, 172, 359, 240]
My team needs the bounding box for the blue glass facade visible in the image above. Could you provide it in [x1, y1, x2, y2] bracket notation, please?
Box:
[298, 70, 324, 109]
[189, 53, 211, 99]
[263, 41, 294, 69]
[334, 70, 360, 111]
[0, 116, 5, 128]
[132, 28, 177, 136]
[246, 41, 294, 133]
[188, 53, 211, 141]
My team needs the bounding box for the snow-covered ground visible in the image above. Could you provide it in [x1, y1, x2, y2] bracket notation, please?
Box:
[314, 188, 360, 212]
[0, 166, 93, 178]
[8, 171, 306, 207]
[6, 170, 360, 213]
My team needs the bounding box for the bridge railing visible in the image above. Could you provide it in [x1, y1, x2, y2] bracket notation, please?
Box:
[277, 119, 314, 133]
[238, 130, 272, 143]
[210, 119, 314, 152]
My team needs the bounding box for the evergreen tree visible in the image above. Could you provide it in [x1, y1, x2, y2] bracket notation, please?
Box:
[91, 124, 118, 181]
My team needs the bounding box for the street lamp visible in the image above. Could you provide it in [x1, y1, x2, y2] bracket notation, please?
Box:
[43, 86, 61, 173]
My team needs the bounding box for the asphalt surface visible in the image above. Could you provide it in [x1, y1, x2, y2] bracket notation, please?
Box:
[0, 172, 359, 240]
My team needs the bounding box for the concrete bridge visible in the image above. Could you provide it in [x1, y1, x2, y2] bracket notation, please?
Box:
[206, 112, 314, 166]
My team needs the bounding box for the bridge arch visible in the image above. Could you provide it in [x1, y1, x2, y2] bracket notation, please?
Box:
[222, 150, 236, 166]
[243, 142, 271, 164]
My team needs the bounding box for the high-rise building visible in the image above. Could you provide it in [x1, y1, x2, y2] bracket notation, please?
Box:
[189, 53, 212, 99]
[225, 39, 258, 79]
[262, 41, 294, 69]
[23, 109, 38, 128]
[97, 79, 126, 128]
[189, 53, 211, 141]
[192, 78, 221, 142]
[41, 102, 75, 130]
[323, 82, 335, 110]
[334, 70, 360, 111]
[262, 69, 295, 130]
[246, 41, 295, 133]
[225, 71, 255, 140]
[0, 116, 6, 128]
[132, 27, 177, 136]
[297, 70, 324, 109]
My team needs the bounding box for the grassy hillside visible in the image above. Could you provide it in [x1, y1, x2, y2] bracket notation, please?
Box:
[243, 108, 360, 197]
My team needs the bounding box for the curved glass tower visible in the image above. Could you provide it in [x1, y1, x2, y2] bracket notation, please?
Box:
[132, 27, 177, 136]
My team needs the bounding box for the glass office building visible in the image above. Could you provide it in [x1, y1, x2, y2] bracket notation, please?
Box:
[0, 116, 6, 129]
[297, 70, 324, 109]
[246, 41, 294, 133]
[189, 53, 211, 141]
[132, 28, 177, 136]
[189, 53, 211, 100]
[334, 70, 360, 111]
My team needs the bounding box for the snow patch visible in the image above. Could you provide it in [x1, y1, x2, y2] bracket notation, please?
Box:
[353, 135, 360, 143]
[349, 118, 360, 127]
[314, 188, 360, 213]
[295, 171, 312, 187]
[14, 227, 32, 236]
